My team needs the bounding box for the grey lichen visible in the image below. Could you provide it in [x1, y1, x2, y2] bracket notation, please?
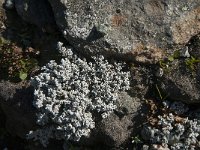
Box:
[141, 101, 200, 150]
[27, 42, 130, 146]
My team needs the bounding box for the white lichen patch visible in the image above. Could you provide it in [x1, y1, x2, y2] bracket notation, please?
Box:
[142, 101, 200, 150]
[27, 42, 130, 146]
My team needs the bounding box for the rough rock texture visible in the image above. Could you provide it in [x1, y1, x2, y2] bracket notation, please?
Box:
[188, 34, 200, 58]
[11, 0, 199, 63]
[2, 0, 200, 149]
[76, 92, 146, 148]
[98, 95, 143, 147]
[157, 59, 200, 103]
[0, 81, 36, 138]
[171, 6, 200, 45]
[156, 34, 200, 103]
[47, 0, 200, 63]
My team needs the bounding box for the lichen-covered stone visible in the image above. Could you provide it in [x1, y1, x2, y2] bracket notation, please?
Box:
[13, 0, 200, 63]
[28, 42, 130, 146]
[171, 6, 200, 44]
[142, 114, 200, 149]
[47, 0, 200, 63]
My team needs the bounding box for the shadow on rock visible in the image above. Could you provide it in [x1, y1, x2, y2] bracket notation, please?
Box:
[0, 81, 36, 138]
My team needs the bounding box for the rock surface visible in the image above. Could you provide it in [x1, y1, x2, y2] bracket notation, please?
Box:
[47, 0, 200, 63]
[157, 34, 200, 103]
[171, 6, 200, 45]
[10, 0, 199, 63]
[0, 81, 36, 138]
[15, 0, 57, 33]
[157, 60, 200, 103]
[98, 93, 143, 147]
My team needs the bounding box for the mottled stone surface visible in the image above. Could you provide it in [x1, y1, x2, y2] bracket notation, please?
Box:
[171, 6, 200, 44]
[98, 93, 142, 147]
[47, 0, 200, 63]
[11, 0, 200, 63]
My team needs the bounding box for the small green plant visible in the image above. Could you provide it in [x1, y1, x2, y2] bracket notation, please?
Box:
[160, 49, 200, 74]
[159, 60, 168, 68]
[131, 135, 143, 144]
[159, 50, 180, 73]
[185, 56, 200, 71]
[167, 50, 180, 62]
[0, 37, 10, 46]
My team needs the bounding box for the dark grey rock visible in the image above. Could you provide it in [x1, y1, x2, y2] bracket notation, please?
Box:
[153, 34, 200, 104]
[187, 34, 200, 58]
[157, 58, 200, 103]
[98, 93, 142, 147]
[14, 0, 57, 33]
[0, 81, 36, 138]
